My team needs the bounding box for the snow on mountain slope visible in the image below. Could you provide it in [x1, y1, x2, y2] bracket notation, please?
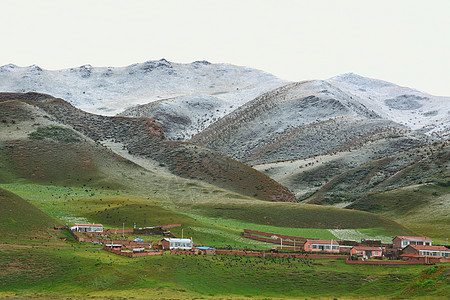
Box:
[190, 79, 427, 164]
[0, 60, 287, 117]
[327, 73, 450, 138]
[118, 94, 230, 140]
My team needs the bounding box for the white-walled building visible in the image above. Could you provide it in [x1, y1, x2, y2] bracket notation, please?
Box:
[70, 223, 103, 233]
[160, 238, 193, 250]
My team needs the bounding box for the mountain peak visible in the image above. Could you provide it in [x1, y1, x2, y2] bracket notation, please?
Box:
[328, 73, 396, 89]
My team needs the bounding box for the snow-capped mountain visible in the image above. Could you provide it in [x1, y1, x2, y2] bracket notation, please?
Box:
[0, 61, 448, 141]
[327, 73, 449, 137]
[0, 59, 287, 117]
[190, 79, 433, 165]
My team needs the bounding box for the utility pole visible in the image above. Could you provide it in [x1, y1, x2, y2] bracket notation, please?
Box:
[182, 228, 184, 239]
[280, 238, 283, 250]
[122, 222, 124, 239]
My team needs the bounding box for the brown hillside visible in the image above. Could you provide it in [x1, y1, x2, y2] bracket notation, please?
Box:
[0, 92, 295, 202]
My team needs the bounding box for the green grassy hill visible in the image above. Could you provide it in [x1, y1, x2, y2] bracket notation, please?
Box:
[348, 183, 450, 243]
[0, 187, 57, 240]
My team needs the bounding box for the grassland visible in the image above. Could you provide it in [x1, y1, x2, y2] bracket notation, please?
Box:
[1, 241, 448, 299]
[0, 171, 448, 299]
[1, 182, 415, 248]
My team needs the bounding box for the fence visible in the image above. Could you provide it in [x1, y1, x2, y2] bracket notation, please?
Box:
[346, 259, 428, 265]
[103, 246, 164, 257]
[215, 249, 345, 259]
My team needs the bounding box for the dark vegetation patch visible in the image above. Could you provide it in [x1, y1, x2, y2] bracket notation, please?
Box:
[28, 125, 80, 143]
[384, 95, 427, 110]
[0, 139, 125, 189]
[348, 184, 448, 215]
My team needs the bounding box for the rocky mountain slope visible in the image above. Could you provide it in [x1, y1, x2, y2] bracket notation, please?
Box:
[0, 92, 295, 202]
[188, 76, 448, 207]
[191, 79, 436, 163]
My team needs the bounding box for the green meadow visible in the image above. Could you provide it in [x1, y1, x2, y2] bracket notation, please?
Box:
[1, 241, 448, 299]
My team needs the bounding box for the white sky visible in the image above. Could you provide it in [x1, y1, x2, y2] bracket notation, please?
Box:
[1, 0, 449, 96]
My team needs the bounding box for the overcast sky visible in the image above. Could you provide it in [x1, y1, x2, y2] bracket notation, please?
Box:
[1, 0, 449, 96]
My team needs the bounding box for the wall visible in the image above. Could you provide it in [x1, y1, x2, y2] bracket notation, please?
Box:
[346, 259, 427, 265]
[103, 246, 164, 257]
[215, 250, 345, 259]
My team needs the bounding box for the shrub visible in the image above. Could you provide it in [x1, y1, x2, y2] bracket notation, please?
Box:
[28, 125, 80, 143]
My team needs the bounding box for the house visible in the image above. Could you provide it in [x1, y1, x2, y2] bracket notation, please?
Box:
[70, 223, 103, 233]
[160, 238, 193, 250]
[402, 245, 450, 258]
[304, 239, 339, 253]
[350, 246, 383, 259]
[392, 236, 432, 249]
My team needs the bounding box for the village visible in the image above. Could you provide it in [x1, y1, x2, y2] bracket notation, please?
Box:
[57, 223, 450, 265]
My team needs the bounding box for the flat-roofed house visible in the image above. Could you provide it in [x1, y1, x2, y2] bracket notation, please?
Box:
[402, 245, 450, 258]
[304, 239, 339, 253]
[160, 238, 193, 250]
[350, 246, 383, 259]
[70, 223, 103, 233]
[392, 236, 432, 249]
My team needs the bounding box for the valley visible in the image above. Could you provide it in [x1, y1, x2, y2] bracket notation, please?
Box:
[0, 61, 448, 299]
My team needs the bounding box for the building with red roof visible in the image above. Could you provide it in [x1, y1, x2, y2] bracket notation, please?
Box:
[392, 236, 432, 249]
[350, 246, 383, 259]
[402, 244, 449, 258]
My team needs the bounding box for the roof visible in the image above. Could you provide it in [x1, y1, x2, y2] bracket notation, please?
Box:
[195, 247, 215, 250]
[394, 236, 432, 242]
[162, 238, 192, 243]
[407, 245, 449, 251]
[73, 223, 103, 227]
[352, 246, 382, 251]
[306, 239, 339, 245]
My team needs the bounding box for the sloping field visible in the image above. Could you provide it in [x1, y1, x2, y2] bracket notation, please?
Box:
[0, 187, 58, 239]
